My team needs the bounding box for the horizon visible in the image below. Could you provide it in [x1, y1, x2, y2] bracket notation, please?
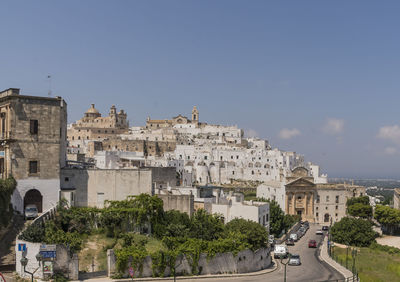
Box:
[1, 1, 400, 179]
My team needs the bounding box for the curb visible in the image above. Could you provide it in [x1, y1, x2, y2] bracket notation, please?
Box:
[111, 258, 279, 281]
[318, 236, 354, 280]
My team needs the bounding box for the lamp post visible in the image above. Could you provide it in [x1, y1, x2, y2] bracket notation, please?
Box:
[280, 253, 291, 282]
[20, 257, 33, 282]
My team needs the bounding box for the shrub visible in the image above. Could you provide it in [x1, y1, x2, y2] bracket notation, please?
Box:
[331, 217, 377, 247]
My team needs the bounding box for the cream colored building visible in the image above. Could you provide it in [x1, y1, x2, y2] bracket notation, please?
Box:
[67, 104, 129, 148]
[285, 167, 365, 224]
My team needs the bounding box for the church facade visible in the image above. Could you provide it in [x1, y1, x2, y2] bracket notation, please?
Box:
[285, 167, 366, 224]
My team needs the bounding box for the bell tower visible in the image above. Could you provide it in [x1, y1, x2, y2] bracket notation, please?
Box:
[192, 106, 199, 122]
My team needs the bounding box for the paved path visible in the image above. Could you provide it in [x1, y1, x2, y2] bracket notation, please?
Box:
[376, 235, 400, 249]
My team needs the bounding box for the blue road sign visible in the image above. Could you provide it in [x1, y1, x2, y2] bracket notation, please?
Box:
[40, 251, 56, 259]
[18, 244, 26, 252]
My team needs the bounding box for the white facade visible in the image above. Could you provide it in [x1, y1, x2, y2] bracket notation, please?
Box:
[12, 179, 60, 214]
[256, 181, 286, 211]
[307, 163, 328, 184]
[211, 193, 269, 231]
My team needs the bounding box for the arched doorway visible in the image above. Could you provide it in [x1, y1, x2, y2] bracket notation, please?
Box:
[24, 189, 43, 213]
[324, 213, 330, 223]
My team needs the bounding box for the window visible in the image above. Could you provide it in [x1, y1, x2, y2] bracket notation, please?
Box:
[316, 212, 319, 217]
[317, 195, 320, 203]
[30, 120, 38, 134]
[65, 177, 69, 182]
[326, 196, 329, 202]
[336, 195, 339, 203]
[232, 171, 235, 175]
[336, 205, 338, 210]
[29, 161, 38, 174]
[204, 156, 208, 160]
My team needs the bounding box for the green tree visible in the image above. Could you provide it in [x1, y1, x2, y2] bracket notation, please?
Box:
[347, 202, 373, 218]
[374, 205, 400, 235]
[189, 209, 225, 241]
[266, 199, 286, 237]
[346, 196, 370, 206]
[331, 217, 377, 247]
[225, 218, 268, 250]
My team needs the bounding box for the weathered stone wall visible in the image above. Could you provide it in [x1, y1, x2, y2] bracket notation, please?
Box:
[158, 193, 194, 216]
[107, 247, 271, 278]
[61, 168, 153, 207]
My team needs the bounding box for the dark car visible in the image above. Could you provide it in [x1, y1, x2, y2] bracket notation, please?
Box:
[322, 226, 329, 231]
[286, 238, 295, 246]
[308, 239, 317, 248]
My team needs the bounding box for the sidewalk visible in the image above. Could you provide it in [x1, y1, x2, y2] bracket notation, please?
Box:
[72, 258, 278, 282]
[319, 235, 354, 279]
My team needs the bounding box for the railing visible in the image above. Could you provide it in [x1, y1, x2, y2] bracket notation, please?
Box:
[327, 235, 360, 282]
[318, 276, 359, 282]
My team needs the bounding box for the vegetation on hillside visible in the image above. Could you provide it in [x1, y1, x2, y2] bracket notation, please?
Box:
[19, 194, 269, 278]
[0, 177, 17, 228]
[332, 245, 400, 282]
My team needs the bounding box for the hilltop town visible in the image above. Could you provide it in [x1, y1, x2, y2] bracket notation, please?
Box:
[0, 88, 398, 282]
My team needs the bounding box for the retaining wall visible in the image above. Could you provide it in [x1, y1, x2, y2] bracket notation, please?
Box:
[107, 247, 271, 278]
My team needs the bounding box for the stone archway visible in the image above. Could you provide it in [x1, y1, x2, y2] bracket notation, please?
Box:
[24, 189, 43, 213]
[324, 213, 330, 223]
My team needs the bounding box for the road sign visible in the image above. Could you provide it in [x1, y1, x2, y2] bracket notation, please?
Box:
[129, 266, 134, 277]
[40, 244, 56, 252]
[18, 244, 26, 252]
[0, 151, 5, 157]
[40, 251, 56, 258]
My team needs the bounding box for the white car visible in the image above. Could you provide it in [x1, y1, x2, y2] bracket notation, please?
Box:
[316, 229, 324, 235]
[288, 254, 301, 266]
[290, 233, 298, 242]
[24, 204, 38, 220]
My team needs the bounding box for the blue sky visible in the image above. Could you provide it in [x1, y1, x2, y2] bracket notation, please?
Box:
[1, 1, 400, 178]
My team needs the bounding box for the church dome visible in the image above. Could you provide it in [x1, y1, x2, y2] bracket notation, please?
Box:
[86, 104, 100, 114]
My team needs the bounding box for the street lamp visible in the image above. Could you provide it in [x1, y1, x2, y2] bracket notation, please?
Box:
[20, 256, 33, 282]
[280, 253, 291, 282]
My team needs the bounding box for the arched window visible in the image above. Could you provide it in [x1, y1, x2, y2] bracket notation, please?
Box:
[324, 214, 330, 222]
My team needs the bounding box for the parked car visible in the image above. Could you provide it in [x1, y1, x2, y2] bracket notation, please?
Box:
[269, 235, 275, 246]
[286, 238, 295, 246]
[288, 254, 301, 266]
[308, 239, 317, 248]
[24, 204, 38, 220]
[274, 244, 289, 259]
[316, 229, 324, 235]
[290, 233, 298, 242]
[322, 226, 329, 231]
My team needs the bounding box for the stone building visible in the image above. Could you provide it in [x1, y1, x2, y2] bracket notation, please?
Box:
[394, 188, 400, 210]
[285, 167, 365, 224]
[67, 104, 129, 151]
[0, 88, 67, 213]
[146, 106, 201, 129]
[61, 167, 178, 208]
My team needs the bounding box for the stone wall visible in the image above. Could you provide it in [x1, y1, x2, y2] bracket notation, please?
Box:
[107, 247, 271, 278]
[157, 193, 194, 216]
[61, 168, 153, 207]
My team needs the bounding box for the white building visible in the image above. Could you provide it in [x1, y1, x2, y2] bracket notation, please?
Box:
[210, 192, 270, 231]
[256, 180, 286, 211]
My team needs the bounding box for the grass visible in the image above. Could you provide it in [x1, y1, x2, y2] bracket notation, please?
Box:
[79, 233, 116, 272]
[79, 232, 166, 272]
[332, 246, 400, 282]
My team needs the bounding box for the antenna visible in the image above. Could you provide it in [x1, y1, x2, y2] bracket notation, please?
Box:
[47, 75, 52, 97]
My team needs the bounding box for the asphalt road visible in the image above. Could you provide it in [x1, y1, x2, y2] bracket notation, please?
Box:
[178, 224, 344, 282]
